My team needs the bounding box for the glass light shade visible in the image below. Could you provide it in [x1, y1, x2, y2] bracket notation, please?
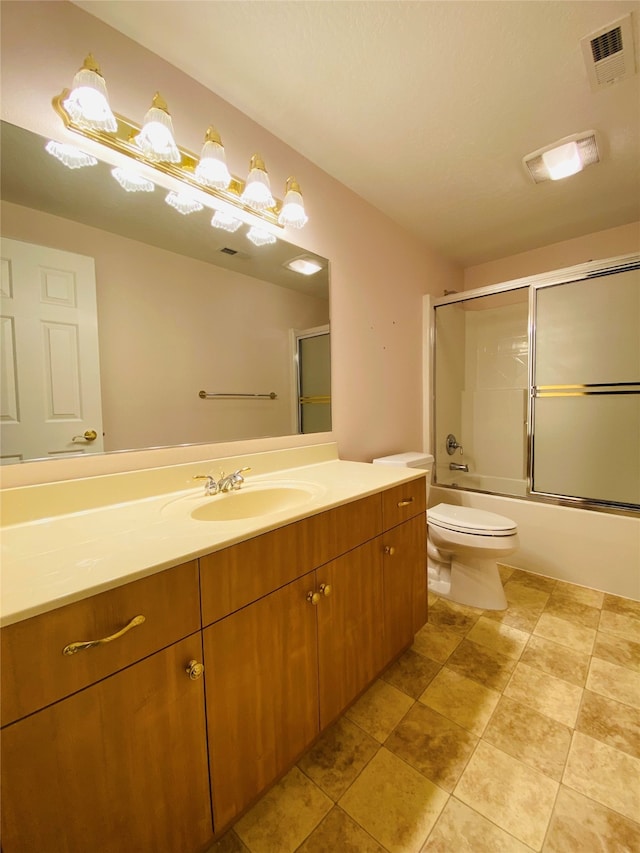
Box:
[195, 128, 232, 189]
[211, 210, 242, 232]
[134, 93, 181, 163]
[542, 141, 583, 180]
[247, 226, 277, 247]
[111, 167, 155, 193]
[45, 140, 98, 170]
[278, 177, 308, 228]
[240, 155, 275, 211]
[286, 258, 323, 276]
[165, 191, 203, 215]
[63, 55, 117, 132]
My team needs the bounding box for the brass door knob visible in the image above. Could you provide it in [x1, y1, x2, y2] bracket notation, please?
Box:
[307, 591, 321, 606]
[186, 660, 205, 680]
[384, 545, 396, 556]
[319, 583, 332, 597]
[71, 429, 98, 443]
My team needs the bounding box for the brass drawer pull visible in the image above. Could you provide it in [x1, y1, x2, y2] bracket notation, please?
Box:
[62, 615, 146, 656]
[397, 497, 415, 507]
[186, 660, 205, 680]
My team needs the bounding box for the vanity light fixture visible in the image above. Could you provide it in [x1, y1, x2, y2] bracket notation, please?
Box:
[211, 210, 243, 232]
[53, 55, 309, 242]
[523, 131, 600, 183]
[247, 225, 277, 247]
[62, 54, 117, 132]
[195, 127, 232, 189]
[240, 155, 276, 211]
[278, 178, 308, 228]
[111, 167, 155, 193]
[134, 93, 181, 163]
[165, 190, 203, 215]
[45, 140, 98, 169]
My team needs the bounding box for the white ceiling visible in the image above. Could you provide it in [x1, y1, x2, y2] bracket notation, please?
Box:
[74, 1, 640, 267]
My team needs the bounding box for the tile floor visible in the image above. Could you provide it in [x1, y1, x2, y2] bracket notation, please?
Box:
[208, 566, 640, 853]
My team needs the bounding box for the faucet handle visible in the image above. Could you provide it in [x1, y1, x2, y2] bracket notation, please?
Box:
[229, 466, 251, 489]
[194, 474, 219, 495]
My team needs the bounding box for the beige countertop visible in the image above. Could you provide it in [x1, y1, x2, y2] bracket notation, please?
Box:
[1, 451, 425, 627]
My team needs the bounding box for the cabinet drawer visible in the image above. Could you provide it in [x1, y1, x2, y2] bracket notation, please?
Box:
[381, 477, 426, 530]
[1, 561, 200, 726]
[200, 493, 382, 626]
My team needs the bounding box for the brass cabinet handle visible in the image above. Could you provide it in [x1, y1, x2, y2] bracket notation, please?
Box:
[62, 614, 146, 656]
[319, 583, 332, 597]
[307, 591, 321, 606]
[384, 545, 396, 556]
[397, 497, 414, 507]
[186, 660, 205, 680]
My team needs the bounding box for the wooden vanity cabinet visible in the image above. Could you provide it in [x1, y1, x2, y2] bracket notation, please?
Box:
[0, 564, 212, 853]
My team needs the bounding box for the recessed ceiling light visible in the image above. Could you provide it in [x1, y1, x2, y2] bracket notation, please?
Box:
[285, 257, 324, 276]
[523, 131, 600, 183]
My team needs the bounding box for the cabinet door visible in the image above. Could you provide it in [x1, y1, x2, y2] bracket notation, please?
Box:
[1, 635, 212, 853]
[204, 573, 319, 831]
[316, 539, 385, 729]
[382, 516, 427, 661]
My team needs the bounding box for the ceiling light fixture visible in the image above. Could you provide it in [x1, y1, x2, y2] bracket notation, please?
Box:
[523, 131, 600, 184]
[285, 257, 323, 276]
[241, 155, 275, 211]
[247, 225, 277, 247]
[53, 55, 309, 243]
[165, 190, 203, 215]
[62, 54, 117, 132]
[111, 167, 155, 193]
[195, 127, 232, 189]
[45, 140, 98, 169]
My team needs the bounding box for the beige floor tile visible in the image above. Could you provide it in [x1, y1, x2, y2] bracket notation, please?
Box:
[483, 695, 572, 781]
[465, 616, 529, 660]
[508, 570, 557, 593]
[543, 785, 640, 853]
[339, 748, 448, 853]
[603, 593, 640, 620]
[204, 830, 250, 853]
[504, 580, 551, 608]
[543, 596, 601, 630]
[533, 611, 596, 654]
[428, 599, 480, 635]
[599, 610, 640, 644]
[345, 679, 413, 743]
[234, 767, 332, 853]
[484, 602, 541, 634]
[422, 796, 534, 852]
[297, 717, 379, 801]
[563, 731, 640, 822]
[576, 689, 640, 759]
[593, 630, 640, 673]
[521, 635, 590, 687]
[551, 581, 604, 609]
[445, 638, 517, 691]
[412, 623, 462, 663]
[504, 662, 583, 727]
[454, 740, 558, 850]
[586, 657, 640, 709]
[419, 667, 501, 736]
[382, 648, 441, 699]
[385, 702, 478, 792]
[497, 563, 516, 583]
[296, 806, 386, 853]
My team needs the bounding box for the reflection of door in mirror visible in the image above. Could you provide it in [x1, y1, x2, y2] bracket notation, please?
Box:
[296, 327, 331, 434]
[0, 238, 104, 463]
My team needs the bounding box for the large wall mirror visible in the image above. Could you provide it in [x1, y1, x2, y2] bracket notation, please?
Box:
[0, 121, 331, 464]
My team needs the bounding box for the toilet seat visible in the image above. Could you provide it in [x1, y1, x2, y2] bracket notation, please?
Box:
[428, 503, 517, 537]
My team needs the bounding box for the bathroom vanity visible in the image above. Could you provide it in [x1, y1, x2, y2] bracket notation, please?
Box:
[0, 446, 426, 852]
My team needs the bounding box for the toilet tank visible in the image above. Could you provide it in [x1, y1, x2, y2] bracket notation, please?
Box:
[372, 452, 434, 498]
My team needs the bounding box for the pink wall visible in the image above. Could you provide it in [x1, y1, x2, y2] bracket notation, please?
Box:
[0, 0, 462, 483]
[464, 222, 640, 289]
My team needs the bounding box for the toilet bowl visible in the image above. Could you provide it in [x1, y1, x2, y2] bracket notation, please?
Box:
[372, 452, 518, 610]
[427, 504, 518, 610]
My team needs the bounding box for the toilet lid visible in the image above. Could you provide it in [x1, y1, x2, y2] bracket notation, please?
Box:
[428, 503, 517, 535]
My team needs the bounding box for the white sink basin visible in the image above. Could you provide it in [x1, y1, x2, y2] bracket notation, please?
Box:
[190, 486, 315, 521]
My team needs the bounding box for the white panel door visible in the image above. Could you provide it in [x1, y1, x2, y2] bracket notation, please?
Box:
[0, 238, 104, 462]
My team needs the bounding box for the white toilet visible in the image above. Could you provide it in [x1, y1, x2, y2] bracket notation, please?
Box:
[372, 452, 518, 610]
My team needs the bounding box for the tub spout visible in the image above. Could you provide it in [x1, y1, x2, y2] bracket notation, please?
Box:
[449, 462, 469, 472]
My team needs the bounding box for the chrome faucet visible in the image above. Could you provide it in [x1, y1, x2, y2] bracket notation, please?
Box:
[449, 462, 469, 472]
[446, 434, 464, 456]
[194, 467, 252, 496]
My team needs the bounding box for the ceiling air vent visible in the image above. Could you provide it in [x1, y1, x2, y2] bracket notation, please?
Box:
[581, 14, 636, 92]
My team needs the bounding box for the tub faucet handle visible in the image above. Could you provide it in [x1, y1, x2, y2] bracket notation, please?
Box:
[446, 434, 464, 456]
